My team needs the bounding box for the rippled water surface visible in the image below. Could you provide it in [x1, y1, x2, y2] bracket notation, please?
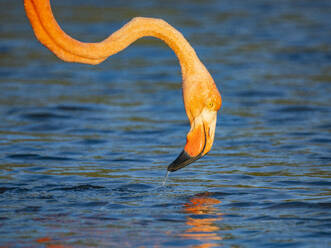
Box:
[1, 0, 331, 247]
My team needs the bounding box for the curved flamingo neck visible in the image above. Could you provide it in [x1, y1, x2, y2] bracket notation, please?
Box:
[24, 0, 202, 78]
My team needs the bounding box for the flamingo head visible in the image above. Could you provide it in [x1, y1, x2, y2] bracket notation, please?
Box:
[168, 65, 222, 172]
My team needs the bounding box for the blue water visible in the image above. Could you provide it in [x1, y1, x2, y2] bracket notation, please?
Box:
[1, 0, 330, 247]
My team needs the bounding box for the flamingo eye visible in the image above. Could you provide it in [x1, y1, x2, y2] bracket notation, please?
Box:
[207, 101, 214, 109]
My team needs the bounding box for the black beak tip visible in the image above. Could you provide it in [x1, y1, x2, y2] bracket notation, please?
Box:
[167, 150, 200, 172]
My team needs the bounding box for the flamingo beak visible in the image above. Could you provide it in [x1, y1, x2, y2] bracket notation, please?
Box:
[168, 109, 217, 172]
[167, 150, 202, 172]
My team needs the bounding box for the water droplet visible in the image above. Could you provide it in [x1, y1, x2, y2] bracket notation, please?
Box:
[162, 171, 170, 186]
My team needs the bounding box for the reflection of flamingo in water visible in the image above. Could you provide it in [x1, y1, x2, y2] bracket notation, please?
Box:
[24, 0, 222, 171]
[182, 193, 223, 248]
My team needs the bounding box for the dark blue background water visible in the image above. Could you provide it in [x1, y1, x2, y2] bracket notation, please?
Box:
[0, 0, 330, 247]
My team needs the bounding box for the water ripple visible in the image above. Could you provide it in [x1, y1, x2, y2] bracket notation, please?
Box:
[266, 201, 331, 210]
[7, 153, 73, 161]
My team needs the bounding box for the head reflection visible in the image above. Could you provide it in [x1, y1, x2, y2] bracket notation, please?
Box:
[181, 192, 223, 248]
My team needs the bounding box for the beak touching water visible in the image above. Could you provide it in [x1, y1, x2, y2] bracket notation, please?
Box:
[168, 109, 217, 172]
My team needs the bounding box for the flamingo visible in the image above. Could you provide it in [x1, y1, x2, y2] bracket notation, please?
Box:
[24, 0, 222, 172]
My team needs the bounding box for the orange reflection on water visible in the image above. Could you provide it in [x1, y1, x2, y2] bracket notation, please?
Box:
[181, 192, 223, 248]
[36, 237, 73, 248]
